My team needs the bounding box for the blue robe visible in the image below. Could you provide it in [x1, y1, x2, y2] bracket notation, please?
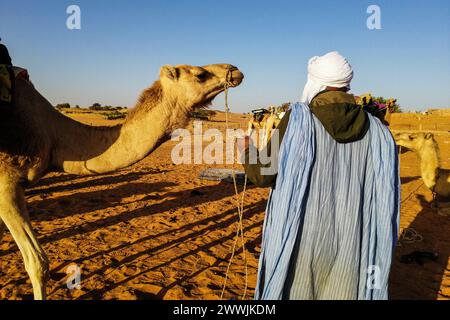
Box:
[255, 103, 400, 300]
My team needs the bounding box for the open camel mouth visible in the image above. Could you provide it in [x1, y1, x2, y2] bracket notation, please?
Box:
[199, 67, 244, 108]
[227, 67, 244, 88]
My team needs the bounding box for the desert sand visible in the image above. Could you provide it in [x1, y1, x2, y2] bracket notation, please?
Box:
[0, 109, 449, 300]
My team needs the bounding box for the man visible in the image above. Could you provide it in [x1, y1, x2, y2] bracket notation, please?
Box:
[0, 39, 30, 108]
[241, 51, 400, 300]
[0, 39, 14, 106]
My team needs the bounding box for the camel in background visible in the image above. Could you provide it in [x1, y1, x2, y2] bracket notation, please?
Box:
[384, 98, 397, 125]
[0, 63, 243, 299]
[247, 105, 287, 149]
[394, 132, 450, 216]
[355, 94, 396, 125]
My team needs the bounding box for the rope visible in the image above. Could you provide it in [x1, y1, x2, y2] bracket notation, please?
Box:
[398, 227, 423, 246]
[220, 72, 249, 300]
[401, 180, 424, 205]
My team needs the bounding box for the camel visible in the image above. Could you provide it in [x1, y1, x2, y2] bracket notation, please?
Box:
[355, 93, 396, 125]
[247, 108, 270, 149]
[0, 63, 243, 299]
[247, 106, 286, 149]
[394, 132, 450, 215]
[384, 98, 397, 125]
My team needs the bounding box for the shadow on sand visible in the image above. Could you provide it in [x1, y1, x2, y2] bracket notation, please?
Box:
[2, 172, 265, 300]
[390, 195, 450, 299]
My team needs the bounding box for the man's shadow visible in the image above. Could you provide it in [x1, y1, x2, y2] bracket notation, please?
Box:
[390, 194, 450, 299]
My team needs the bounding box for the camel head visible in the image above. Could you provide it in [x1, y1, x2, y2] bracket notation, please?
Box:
[266, 113, 281, 131]
[159, 64, 244, 110]
[394, 132, 436, 152]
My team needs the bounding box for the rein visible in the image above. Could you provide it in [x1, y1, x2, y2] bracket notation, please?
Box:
[220, 71, 249, 300]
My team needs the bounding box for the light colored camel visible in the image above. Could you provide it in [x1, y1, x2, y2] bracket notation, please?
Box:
[0, 63, 243, 299]
[394, 132, 450, 215]
[247, 106, 286, 149]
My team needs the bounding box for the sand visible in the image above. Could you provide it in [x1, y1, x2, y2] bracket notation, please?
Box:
[0, 110, 448, 300]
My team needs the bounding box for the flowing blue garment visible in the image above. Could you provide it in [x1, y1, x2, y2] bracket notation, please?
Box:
[255, 103, 400, 300]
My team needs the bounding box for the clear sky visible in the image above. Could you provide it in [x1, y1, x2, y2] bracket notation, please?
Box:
[1, 0, 449, 112]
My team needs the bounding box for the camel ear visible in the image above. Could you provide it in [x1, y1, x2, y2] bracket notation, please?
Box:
[161, 65, 178, 80]
[424, 133, 433, 140]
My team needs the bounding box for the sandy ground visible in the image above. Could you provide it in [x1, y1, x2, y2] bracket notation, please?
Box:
[0, 110, 449, 300]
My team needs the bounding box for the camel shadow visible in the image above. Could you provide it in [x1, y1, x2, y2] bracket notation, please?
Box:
[0, 180, 177, 257]
[26, 169, 167, 196]
[48, 196, 264, 276]
[67, 198, 266, 300]
[3, 179, 259, 254]
[2, 163, 264, 298]
[390, 195, 450, 299]
[154, 231, 263, 300]
[27, 181, 176, 222]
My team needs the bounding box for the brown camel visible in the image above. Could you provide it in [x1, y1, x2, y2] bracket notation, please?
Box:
[0, 63, 243, 299]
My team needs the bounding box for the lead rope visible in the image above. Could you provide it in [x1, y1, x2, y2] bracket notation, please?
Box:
[220, 72, 249, 300]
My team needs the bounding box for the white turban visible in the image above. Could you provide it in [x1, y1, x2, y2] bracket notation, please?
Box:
[300, 51, 353, 105]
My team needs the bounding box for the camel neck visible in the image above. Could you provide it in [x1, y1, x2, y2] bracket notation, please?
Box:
[418, 141, 440, 190]
[53, 84, 188, 175]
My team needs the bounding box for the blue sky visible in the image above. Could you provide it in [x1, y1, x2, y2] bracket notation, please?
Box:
[1, 0, 449, 111]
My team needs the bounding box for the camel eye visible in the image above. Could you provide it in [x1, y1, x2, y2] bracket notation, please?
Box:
[192, 69, 208, 81]
[196, 72, 208, 81]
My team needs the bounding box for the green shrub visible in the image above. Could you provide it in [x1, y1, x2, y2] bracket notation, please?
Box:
[189, 109, 216, 120]
[105, 111, 126, 120]
[56, 103, 70, 109]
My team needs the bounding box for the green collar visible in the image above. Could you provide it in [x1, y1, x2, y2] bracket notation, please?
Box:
[309, 90, 370, 143]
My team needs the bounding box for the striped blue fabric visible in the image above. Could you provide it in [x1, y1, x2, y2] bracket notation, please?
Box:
[255, 103, 400, 300]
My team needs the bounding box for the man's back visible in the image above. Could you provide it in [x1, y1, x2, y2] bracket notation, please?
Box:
[285, 113, 374, 299]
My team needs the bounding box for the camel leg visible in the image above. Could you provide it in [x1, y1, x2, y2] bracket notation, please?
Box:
[0, 176, 49, 300]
